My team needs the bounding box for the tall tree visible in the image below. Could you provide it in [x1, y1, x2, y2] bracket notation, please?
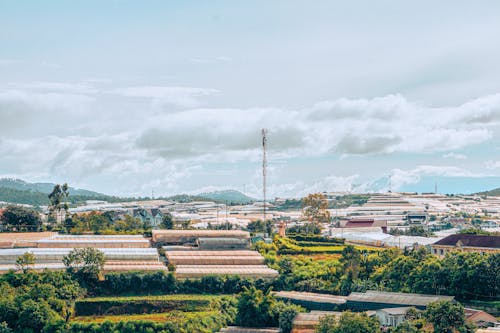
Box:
[160, 212, 174, 229]
[48, 183, 69, 225]
[62, 248, 105, 285]
[302, 193, 330, 231]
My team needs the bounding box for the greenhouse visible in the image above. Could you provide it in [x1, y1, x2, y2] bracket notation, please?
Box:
[175, 264, 279, 278]
[0, 247, 160, 264]
[152, 229, 250, 245]
[274, 291, 347, 311]
[36, 235, 151, 248]
[346, 290, 454, 310]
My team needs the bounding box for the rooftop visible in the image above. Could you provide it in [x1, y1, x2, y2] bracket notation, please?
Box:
[347, 290, 454, 306]
[433, 234, 500, 248]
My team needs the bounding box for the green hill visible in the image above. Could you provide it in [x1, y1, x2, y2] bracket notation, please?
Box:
[0, 178, 128, 206]
[0, 178, 103, 196]
[477, 187, 500, 196]
[196, 190, 255, 204]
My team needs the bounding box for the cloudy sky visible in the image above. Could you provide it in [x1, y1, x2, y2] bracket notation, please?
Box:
[1, 1, 500, 198]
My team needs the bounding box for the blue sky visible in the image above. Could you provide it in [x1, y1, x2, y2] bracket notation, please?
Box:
[1, 1, 500, 197]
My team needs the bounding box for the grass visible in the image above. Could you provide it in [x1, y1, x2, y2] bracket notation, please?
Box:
[81, 294, 222, 302]
[72, 310, 218, 323]
[75, 294, 232, 317]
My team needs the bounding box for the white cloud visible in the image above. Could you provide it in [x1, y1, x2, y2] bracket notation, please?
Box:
[388, 165, 486, 191]
[111, 86, 219, 108]
[1, 81, 500, 196]
[443, 152, 467, 160]
[485, 160, 500, 170]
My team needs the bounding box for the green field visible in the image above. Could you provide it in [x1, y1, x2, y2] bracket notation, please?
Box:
[275, 237, 382, 255]
[73, 310, 218, 323]
[75, 294, 229, 316]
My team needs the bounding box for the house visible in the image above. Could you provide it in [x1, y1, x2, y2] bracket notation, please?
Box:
[464, 308, 499, 328]
[132, 208, 164, 228]
[376, 307, 413, 327]
[431, 234, 500, 257]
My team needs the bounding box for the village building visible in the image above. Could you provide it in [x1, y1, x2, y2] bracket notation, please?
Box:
[431, 234, 500, 257]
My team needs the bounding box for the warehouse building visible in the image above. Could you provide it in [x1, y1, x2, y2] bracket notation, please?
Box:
[346, 290, 454, 310]
[274, 291, 346, 311]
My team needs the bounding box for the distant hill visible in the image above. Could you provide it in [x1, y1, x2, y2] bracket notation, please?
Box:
[477, 187, 500, 196]
[195, 190, 255, 204]
[0, 178, 127, 206]
[0, 178, 255, 206]
[0, 178, 103, 196]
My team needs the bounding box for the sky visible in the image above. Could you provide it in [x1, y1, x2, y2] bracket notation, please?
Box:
[1, 0, 500, 198]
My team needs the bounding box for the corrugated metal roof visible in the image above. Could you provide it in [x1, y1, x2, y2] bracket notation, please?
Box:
[274, 291, 347, 305]
[347, 291, 454, 306]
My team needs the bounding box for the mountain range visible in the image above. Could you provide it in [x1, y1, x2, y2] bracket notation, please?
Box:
[0, 178, 255, 206]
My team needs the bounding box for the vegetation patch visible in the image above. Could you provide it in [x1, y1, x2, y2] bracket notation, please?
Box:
[75, 294, 225, 316]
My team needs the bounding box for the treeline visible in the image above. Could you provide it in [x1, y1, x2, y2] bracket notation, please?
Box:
[258, 241, 499, 300]
[97, 272, 272, 296]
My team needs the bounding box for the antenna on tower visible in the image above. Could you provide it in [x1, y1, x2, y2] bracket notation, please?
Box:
[435, 181, 438, 194]
[262, 128, 268, 222]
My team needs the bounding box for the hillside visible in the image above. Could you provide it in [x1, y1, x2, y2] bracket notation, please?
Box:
[0, 178, 255, 206]
[0, 178, 104, 196]
[195, 190, 255, 204]
[0, 178, 128, 206]
[477, 187, 500, 196]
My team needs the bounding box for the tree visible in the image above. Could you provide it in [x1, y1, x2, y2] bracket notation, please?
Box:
[17, 299, 61, 332]
[302, 193, 330, 224]
[340, 245, 361, 278]
[15, 252, 36, 273]
[393, 321, 420, 333]
[236, 286, 275, 327]
[0, 205, 42, 231]
[425, 300, 466, 333]
[0, 322, 12, 333]
[277, 303, 302, 333]
[160, 213, 174, 229]
[316, 312, 379, 333]
[48, 183, 70, 225]
[62, 248, 105, 283]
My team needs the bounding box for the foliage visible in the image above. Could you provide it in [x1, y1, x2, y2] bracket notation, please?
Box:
[67, 211, 148, 235]
[288, 234, 344, 244]
[302, 193, 330, 226]
[15, 252, 36, 273]
[458, 228, 492, 235]
[63, 248, 105, 286]
[48, 183, 70, 224]
[389, 226, 434, 237]
[235, 286, 275, 327]
[425, 300, 468, 333]
[160, 213, 174, 229]
[0, 270, 85, 332]
[0, 205, 42, 231]
[247, 219, 273, 234]
[235, 286, 304, 329]
[98, 271, 273, 296]
[316, 311, 379, 333]
[75, 294, 223, 316]
[287, 222, 322, 235]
